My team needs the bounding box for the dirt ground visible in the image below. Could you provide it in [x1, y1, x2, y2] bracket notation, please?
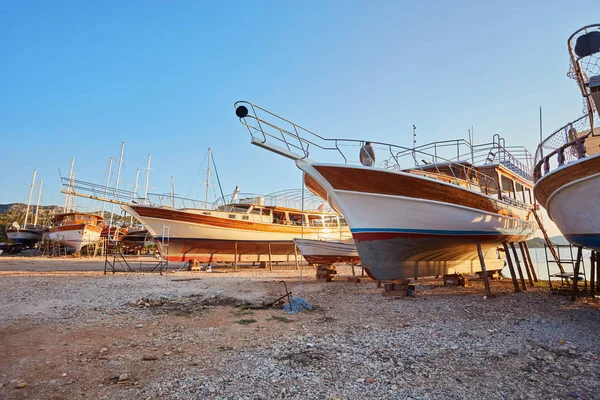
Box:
[1, 256, 599, 400]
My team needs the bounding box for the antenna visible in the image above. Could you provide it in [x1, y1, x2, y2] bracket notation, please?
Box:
[170, 176, 175, 208]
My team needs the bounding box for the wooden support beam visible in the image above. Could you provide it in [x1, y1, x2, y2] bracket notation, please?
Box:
[522, 241, 538, 282]
[268, 243, 273, 272]
[476, 243, 493, 297]
[590, 251, 596, 297]
[571, 246, 583, 301]
[596, 252, 600, 297]
[509, 242, 527, 291]
[518, 242, 534, 287]
[234, 242, 238, 272]
[503, 241, 521, 292]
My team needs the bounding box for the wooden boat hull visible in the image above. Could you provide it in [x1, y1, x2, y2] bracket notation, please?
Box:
[293, 238, 360, 265]
[534, 153, 600, 250]
[124, 205, 347, 263]
[298, 161, 536, 280]
[48, 224, 102, 253]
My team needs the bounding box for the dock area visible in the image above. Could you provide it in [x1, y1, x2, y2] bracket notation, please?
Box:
[1, 257, 599, 399]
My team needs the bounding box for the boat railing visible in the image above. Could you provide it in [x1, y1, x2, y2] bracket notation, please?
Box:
[533, 114, 592, 181]
[235, 101, 510, 199]
[60, 177, 332, 214]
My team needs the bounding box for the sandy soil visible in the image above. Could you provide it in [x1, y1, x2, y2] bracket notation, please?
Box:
[0, 256, 599, 400]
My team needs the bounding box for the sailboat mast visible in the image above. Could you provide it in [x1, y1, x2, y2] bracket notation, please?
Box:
[205, 148, 211, 207]
[144, 154, 151, 202]
[109, 142, 125, 224]
[130, 169, 140, 224]
[23, 169, 37, 228]
[170, 176, 175, 208]
[63, 158, 75, 212]
[33, 179, 43, 226]
[102, 158, 114, 215]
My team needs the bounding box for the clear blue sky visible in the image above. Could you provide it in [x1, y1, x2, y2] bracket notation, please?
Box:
[0, 0, 595, 215]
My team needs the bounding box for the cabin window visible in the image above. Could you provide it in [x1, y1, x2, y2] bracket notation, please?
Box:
[323, 216, 339, 227]
[202, 212, 212, 216]
[228, 214, 236, 219]
[515, 182, 526, 203]
[273, 211, 286, 224]
[525, 188, 532, 204]
[339, 217, 348, 227]
[307, 215, 323, 227]
[242, 216, 249, 220]
[288, 213, 304, 226]
[500, 175, 515, 199]
[250, 207, 262, 215]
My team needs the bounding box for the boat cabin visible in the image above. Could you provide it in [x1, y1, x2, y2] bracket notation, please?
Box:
[214, 203, 347, 228]
[51, 213, 104, 227]
[408, 162, 535, 207]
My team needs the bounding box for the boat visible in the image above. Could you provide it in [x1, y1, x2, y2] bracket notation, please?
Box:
[533, 24, 600, 251]
[121, 228, 152, 253]
[122, 190, 350, 263]
[6, 170, 44, 247]
[234, 102, 537, 280]
[48, 213, 104, 253]
[293, 237, 359, 265]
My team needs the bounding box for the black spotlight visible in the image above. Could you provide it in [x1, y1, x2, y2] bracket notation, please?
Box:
[235, 105, 249, 118]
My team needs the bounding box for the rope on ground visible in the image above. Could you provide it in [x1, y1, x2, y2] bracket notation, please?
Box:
[283, 296, 312, 314]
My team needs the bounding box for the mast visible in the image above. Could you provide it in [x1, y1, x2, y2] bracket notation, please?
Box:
[33, 179, 43, 226]
[23, 169, 37, 228]
[101, 158, 114, 216]
[109, 142, 125, 231]
[170, 176, 175, 208]
[144, 154, 151, 201]
[63, 158, 75, 212]
[205, 147, 211, 207]
[130, 168, 140, 224]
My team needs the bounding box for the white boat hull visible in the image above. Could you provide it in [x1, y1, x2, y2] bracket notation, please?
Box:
[298, 161, 535, 280]
[293, 238, 359, 265]
[48, 225, 102, 253]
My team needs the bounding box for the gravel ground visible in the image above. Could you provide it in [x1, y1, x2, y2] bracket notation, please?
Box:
[0, 256, 599, 400]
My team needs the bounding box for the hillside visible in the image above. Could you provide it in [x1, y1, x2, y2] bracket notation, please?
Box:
[0, 203, 62, 242]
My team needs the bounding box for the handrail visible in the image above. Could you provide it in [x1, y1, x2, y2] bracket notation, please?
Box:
[234, 100, 536, 204]
[533, 115, 592, 181]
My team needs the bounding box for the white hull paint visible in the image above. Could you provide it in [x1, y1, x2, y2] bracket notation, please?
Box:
[293, 238, 359, 264]
[542, 169, 600, 250]
[48, 227, 101, 253]
[296, 160, 535, 279]
[6, 230, 41, 242]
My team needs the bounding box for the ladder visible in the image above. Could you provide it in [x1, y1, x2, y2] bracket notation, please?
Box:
[532, 208, 565, 273]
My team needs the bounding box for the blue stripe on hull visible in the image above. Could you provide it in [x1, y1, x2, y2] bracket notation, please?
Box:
[351, 228, 499, 235]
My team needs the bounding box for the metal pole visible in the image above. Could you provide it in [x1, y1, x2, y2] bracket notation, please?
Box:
[63, 159, 75, 212]
[170, 176, 175, 208]
[102, 158, 113, 216]
[33, 179, 43, 226]
[23, 169, 37, 228]
[144, 154, 151, 201]
[205, 148, 211, 207]
[234, 242, 238, 272]
[590, 251, 596, 297]
[130, 168, 140, 224]
[539, 106, 543, 158]
[211, 152, 225, 202]
[109, 142, 125, 238]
